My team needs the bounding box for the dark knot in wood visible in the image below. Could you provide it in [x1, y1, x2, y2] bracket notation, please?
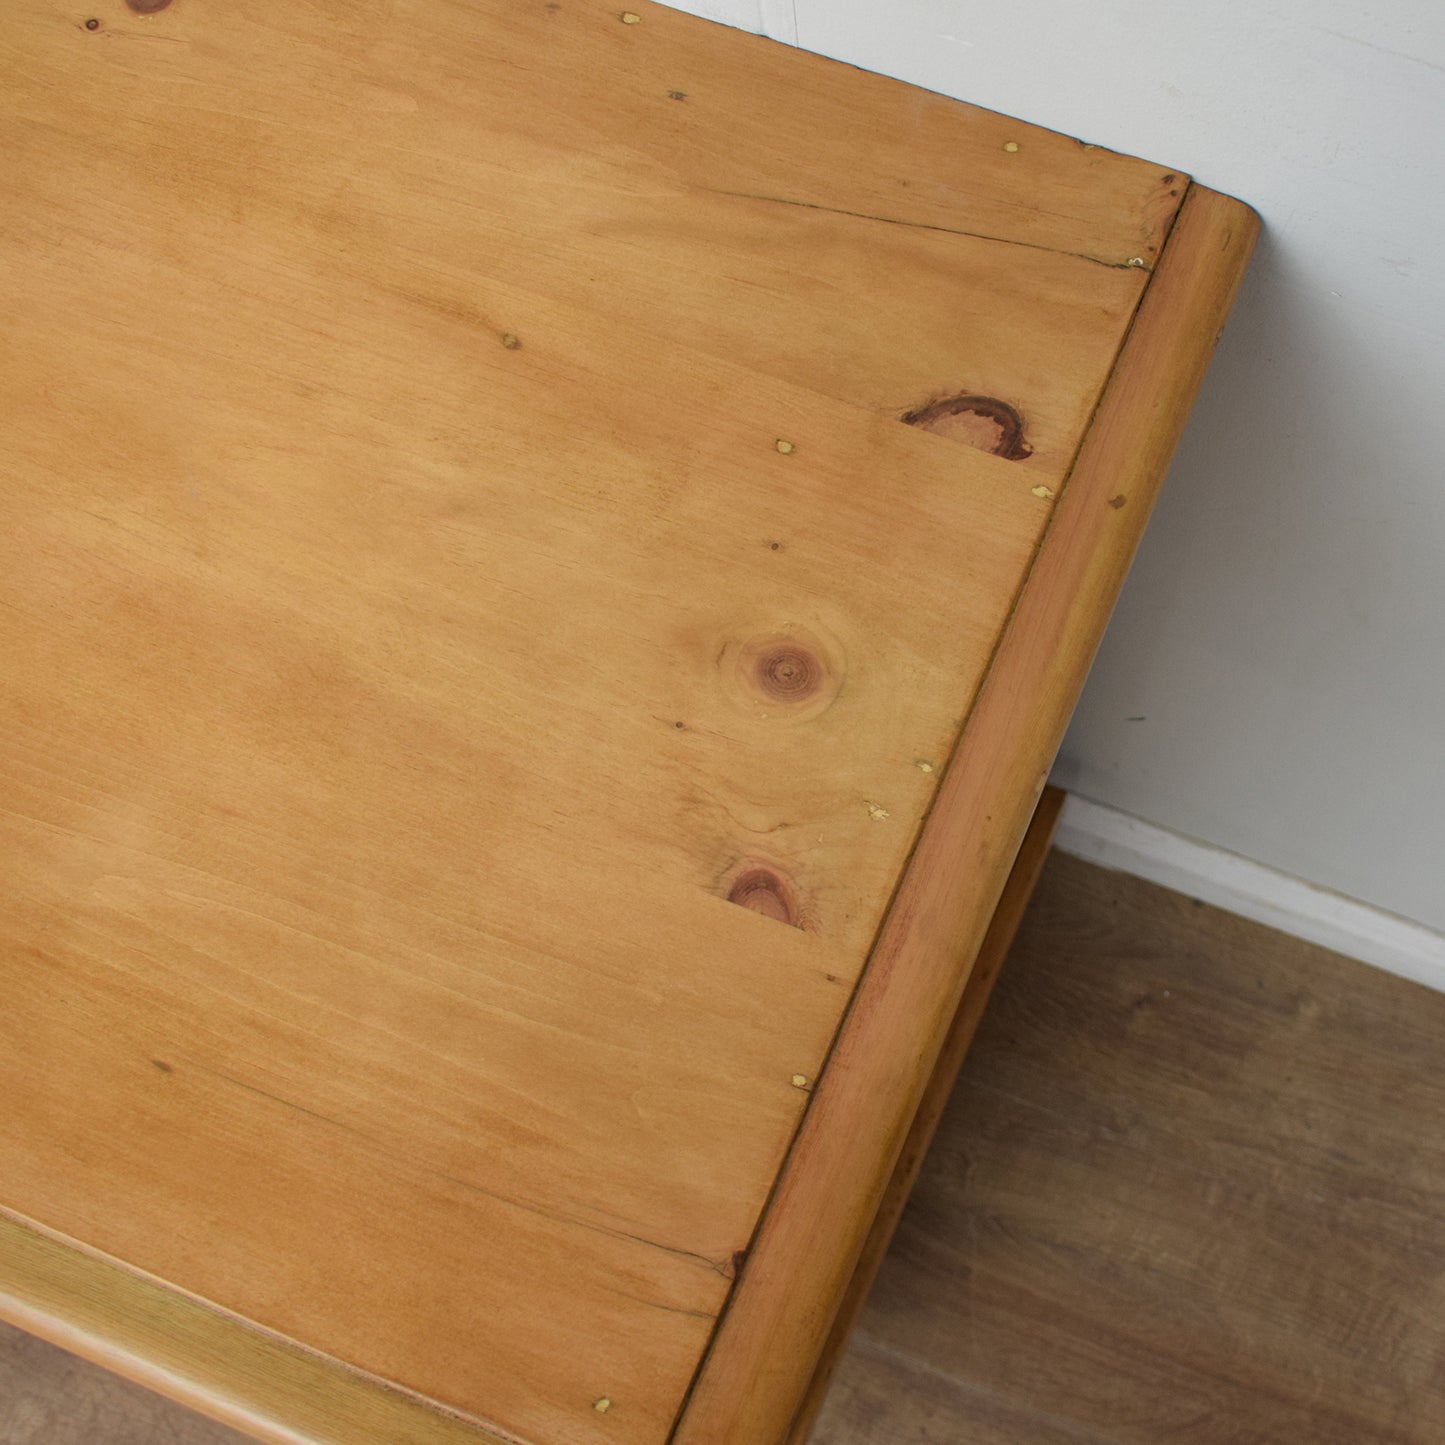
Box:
[754, 643, 821, 703]
[726, 868, 799, 927]
[901, 393, 1033, 460]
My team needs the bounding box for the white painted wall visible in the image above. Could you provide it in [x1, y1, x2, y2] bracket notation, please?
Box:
[661, 0, 1445, 937]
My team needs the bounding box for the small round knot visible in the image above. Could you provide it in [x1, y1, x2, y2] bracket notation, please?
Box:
[756, 643, 819, 703]
[721, 625, 843, 722]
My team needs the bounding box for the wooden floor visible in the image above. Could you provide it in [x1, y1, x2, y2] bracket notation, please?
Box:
[5, 851, 1444, 1444]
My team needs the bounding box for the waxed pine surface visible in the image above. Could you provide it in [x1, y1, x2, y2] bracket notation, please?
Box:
[6, 856, 1442, 1443]
[0, 0, 1193, 1439]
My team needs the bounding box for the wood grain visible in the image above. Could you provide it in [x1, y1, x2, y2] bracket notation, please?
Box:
[813, 851, 1445, 1444]
[0, 0, 1164, 473]
[785, 786, 1065, 1445]
[675, 184, 1259, 1445]
[1, 231, 1034, 1439]
[15, 858, 1440, 1445]
[814, 1333, 1112, 1445]
[0, 1210, 514, 1445]
[0, 1, 1225, 1441]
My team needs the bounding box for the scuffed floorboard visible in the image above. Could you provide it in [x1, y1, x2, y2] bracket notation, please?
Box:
[811, 851, 1445, 1445]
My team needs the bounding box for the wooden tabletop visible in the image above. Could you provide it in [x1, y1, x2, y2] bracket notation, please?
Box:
[0, 3, 1256, 1444]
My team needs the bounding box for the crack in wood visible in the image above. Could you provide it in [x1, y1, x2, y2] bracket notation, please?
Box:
[701, 188, 1152, 271]
[198, 1066, 737, 1278]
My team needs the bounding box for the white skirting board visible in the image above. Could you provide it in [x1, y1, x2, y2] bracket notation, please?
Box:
[1054, 794, 1445, 995]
